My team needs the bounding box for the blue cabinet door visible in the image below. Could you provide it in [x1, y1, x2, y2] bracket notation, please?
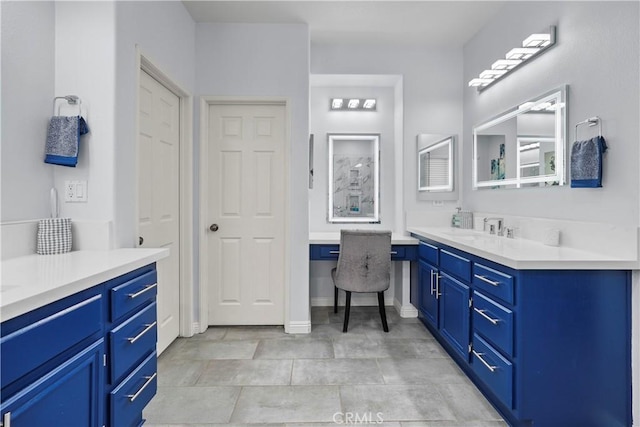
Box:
[418, 260, 439, 329]
[439, 273, 470, 362]
[0, 339, 104, 427]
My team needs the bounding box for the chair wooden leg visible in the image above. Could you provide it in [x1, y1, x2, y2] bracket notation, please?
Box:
[343, 291, 352, 332]
[334, 286, 338, 313]
[378, 292, 389, 332]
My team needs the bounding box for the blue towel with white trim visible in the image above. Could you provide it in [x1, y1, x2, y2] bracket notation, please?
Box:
[44, 116, 89, 167]
[570, 136, 607, 188]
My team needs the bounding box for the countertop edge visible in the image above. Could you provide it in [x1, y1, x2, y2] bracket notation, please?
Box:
[408, 227, 638, 270]
[1, 249, 169, 322]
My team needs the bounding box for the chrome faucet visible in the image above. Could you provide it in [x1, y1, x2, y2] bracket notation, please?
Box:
[484, 217, 504, 236]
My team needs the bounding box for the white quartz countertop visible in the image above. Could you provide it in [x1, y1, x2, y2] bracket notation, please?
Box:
[407, 226, 638, 270]
[309, 232, 418, 245]
[1, 248, 169, 321]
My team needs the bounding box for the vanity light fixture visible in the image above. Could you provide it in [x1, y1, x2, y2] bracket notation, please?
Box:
[331, 98, 344, 109]
[468, 26, 556, 92]
[347, 99, 360, 109]
[362, 99, 376, 109]
[330, 98, 377, 111]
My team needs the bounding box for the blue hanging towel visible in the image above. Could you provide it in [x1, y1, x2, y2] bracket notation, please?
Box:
[44, 116, 89, 167]
[570, 135, 607, 188]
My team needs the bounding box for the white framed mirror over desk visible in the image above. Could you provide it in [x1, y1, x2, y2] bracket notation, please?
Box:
[327, 133, 380, 223]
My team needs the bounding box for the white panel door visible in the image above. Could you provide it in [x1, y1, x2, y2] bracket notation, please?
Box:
[206, 103, 286, 325]
[138, 70, 180, 353]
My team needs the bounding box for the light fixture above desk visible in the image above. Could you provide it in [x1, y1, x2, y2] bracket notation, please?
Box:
[469, 26, 556, 91]
[330, 98, 377, 111]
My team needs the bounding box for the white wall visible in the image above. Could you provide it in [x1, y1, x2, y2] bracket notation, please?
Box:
[53, 1, 116, 227]
[463, 2, 639, 225]
[311, 44, 464, 217]
[195, 23, 310, 328]
[309, 85, 395, 231]
[462, 2, 639, 424]
[1, 1, 55, 221]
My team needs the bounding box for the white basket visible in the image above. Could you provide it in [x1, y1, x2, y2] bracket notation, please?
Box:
[37, 218, 72, 255]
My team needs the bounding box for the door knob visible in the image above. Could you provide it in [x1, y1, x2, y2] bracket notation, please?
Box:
[139, 236, 144, 246]
[209, 224, 219, 232]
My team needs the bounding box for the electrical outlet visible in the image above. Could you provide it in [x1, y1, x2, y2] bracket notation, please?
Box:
[64, 180, 88, 202]
[432, 200, 444, 207]
[65, 182, 75, 201]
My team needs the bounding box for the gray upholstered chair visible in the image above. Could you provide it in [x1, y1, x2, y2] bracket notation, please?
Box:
[331, 230, 392, 332]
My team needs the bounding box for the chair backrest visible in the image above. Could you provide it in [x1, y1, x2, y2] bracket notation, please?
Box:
[334, 230, 392, 293]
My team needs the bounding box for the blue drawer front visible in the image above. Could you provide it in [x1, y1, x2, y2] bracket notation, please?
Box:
[110, 303, 157, 385]
[110, 351, 157, 427]
[110, 270, 157, 322]
[0, 294, 102, 387]
[473, 291, 514, 357]
[310, 245, 341, 260]
[440, 249, 471, 282]
[472, 333, 513, 409]
[418, 241, 439, 265]
[391, 245, 418, 261]
[473, 263, 514, 305]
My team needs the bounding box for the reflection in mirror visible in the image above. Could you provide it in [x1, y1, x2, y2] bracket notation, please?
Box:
[473, 86, 567, 189]
[417, 135, 454, 192]
[328, 134, 380, 223]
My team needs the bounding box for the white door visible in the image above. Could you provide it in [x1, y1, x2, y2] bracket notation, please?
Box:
[206, 102, 286, 325]
[138, 70, 180, 353]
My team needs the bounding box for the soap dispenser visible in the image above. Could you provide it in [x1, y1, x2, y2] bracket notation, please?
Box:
[451, 207, 462, 228]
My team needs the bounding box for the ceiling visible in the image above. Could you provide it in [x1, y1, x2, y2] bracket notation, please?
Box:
[182, 1, 506, 48]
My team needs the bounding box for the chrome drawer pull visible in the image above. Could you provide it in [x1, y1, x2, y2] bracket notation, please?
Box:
[390, 251, 398, 255]
[1, 411, 11, 427]
[473, 307, 500, 325]
[126, 372, 157, 402]
[474, 274, 500, 287]
[473, 350, 497, 372]
[127, 321, 157, 344]
[127, 283, 158, 299]
[430, 270, 435, 295]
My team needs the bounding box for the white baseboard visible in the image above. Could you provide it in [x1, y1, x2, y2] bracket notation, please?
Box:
[394, 298, 418, 318]
[286, 320, 311, 334]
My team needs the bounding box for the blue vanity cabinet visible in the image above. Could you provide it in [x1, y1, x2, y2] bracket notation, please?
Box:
[0, 340, 105, 427]
[417, 241, 440, 328]
[0, 263, 159, 427]
[417, 241, 472, 362]
[105, 263, 158, 427]
[413, 236, 632, 427]
[438, 272, 470, 362]
[417, 258, 439, 328]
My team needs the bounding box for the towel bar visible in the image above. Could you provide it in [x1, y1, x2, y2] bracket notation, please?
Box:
[575, 116, 601, 141]
[53, 95, 82, 116]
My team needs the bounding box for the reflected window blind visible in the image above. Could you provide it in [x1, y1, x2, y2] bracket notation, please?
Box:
[423, 157, 448, 187]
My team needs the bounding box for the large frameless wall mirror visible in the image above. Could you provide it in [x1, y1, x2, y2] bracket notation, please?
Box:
[473, 86, 567, 189]
[417, 135, 454, 192]
[328, 134, 380, 223]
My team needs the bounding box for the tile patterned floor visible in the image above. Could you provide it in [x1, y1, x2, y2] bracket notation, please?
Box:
[144, 306, 507, 426]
